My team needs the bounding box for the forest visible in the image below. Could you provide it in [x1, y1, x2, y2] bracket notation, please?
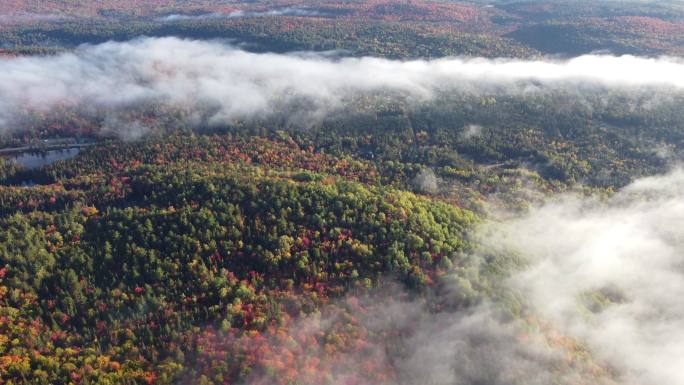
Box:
[2, 0, 684, 57]
[0, 131, 626, 385]
[1, 1, 683, 385]
[0, 134, 483, 384]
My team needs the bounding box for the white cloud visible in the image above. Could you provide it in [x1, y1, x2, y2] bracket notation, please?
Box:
[157, 7, 323, 22]
[460, 124, 483, 140]
[1, 37, 684, 137]
[486, 168, 684, 385]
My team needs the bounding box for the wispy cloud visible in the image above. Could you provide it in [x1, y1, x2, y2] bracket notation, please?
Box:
[1, 37, 683, 137]
[157, 7, 323, 22]
[0, 12, 69, 23]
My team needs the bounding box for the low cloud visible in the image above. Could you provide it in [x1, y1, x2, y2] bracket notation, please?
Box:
[206, 290, 606, 385]
[412, 168, 439, 193]
[460, 124, 483, 140]
[157, 7, 323, 22]
[1, 37, 684, 138]
[485, 167, 684, 385]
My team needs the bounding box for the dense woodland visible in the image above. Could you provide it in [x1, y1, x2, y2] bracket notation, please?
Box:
[0, 132, 619, 384]
[2, 0, 684, 57]
[0, 1, 682, 384]
[4, 85, 682, 189]
[0, 134, 478, 384]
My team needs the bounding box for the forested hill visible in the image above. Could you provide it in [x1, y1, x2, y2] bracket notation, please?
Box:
[0, 132, 617, 384]
[0, 134, 479, 384]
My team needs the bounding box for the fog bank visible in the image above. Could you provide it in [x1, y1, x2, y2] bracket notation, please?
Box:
[487, 168, 684, 385]
[2, 37, 684, 136]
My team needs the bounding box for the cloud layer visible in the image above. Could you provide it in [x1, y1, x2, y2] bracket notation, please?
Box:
[488, 168, 684, 385]
[2, 37, 684, 136]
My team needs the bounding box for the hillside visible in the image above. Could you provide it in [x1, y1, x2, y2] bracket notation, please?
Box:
[0, 134, 481, 384]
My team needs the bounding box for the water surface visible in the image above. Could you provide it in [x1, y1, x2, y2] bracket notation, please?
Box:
[9, 148, 80, 169]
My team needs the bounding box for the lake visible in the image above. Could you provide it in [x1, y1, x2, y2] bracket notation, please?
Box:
[8, 148, 81, 169]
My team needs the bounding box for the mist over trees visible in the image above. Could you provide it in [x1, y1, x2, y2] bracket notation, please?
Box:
[1, 1, 684, 385]
[2, 37, 683, 187]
